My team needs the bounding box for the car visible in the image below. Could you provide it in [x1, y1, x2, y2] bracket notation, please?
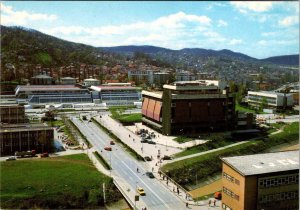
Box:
[110, 141, 115, 145]
[6, 156, 16, 161]
[141, 139, 148, 143]
[40, 152, 49, 158]
[162, 155, 172, 160]
[144, 156, 152, 161]
[137, 187, 146, 196]
[104, 146, 112, 151]
[147, 140, 156, 144]
[145, 172, 155, 178]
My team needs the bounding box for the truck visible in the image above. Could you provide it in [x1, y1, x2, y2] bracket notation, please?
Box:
[15, 150, 36, 158]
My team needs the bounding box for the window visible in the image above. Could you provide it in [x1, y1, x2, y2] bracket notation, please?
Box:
[223, 187, 239, 201]
[259, 174, 299, 188]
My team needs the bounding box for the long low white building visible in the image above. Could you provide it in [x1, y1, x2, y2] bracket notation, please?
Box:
[90, 83, 142, 106]
[247, 91, 293, 109]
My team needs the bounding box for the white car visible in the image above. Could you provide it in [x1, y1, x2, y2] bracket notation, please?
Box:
[6, 156, 16, 161]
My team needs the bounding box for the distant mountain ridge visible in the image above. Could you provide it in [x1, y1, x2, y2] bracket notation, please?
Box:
[261, 55, 299, 66]
[100, 45, 299, 66]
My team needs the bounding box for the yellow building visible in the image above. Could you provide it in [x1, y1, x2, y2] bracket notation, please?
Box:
[221, 151, 299, 210]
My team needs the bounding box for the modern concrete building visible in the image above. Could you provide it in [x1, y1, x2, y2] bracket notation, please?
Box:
[0, 123, 54, 156]
[90, 83, 142, 106]
[128, 70, 156, 85]
[61, 77, 76, 85]
[221, 151, 299, 210]
[153, 72, 171, 87]
[31, 72, 53, 85]
[0, 104, 26, 124]
[15, 85, 92, 104]
[83, 78, 100, 87]
[247, 91, 293, 109]
[175, 71, 196, 81]
[142, 80, 235, 135]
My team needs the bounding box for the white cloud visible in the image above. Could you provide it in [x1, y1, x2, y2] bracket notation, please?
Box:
[278, 16, 299, 27]
[1, 3, 57, 26]
[39, 12, 217, 49]
[228, 39, 243, 45]
[230, 2, 273, 13]
[217, 19, 228, 27]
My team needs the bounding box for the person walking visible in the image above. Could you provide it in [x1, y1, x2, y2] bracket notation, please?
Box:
[209, 200, 211, 206]
[214, 199, 216, 206]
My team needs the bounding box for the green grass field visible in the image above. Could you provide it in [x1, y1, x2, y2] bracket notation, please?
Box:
[117, 113, 142, 123]
[235, 103, 257, 113]
[0, 154, 121, 209]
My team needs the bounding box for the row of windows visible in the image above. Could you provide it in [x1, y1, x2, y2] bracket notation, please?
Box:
[102, 97, 140, 101]
[259, 174, 299, 188]
[222, 203, 232, 210]
[259, 191, 298, 204]
[248, 95, 277, 104]
[223, 187, 240, 201]
[223, 172, 240, 185]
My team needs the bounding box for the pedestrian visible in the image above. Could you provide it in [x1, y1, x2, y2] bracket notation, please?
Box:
[166, 180, 168, 186]
[177, 188, 180, 195]
[173, 186, 175, 192]
[209, 200, 211, 206]
[186, 202, 188, 208]
[137, 167, 139, 173]
[214, 199, 216, 206]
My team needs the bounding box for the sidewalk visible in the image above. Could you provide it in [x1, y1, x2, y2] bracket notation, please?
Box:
[166, 141, 250, 164]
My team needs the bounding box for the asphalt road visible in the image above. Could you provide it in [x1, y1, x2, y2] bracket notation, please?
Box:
[71, 117, 186, 210]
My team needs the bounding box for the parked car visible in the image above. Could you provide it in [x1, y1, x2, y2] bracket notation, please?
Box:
[145, 172, 155, 178]
[141, 139, 148, 143]
[162, 155, 172, 160]
[148, 140, 156, 145]
[6, 156, 16, 161]
[104, 146, 112, 151]
[144, 156, 152, 161]
[40, 152, 49, 158]
[137, 187, 146, 196]
[110, 141, 115, 145]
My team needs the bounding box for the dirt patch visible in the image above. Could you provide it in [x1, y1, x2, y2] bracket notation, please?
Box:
[189, 179, 222, 199]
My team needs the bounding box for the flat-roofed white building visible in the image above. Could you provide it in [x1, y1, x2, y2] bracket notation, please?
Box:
[90, 83, 142, 106]
[247, 91, 293, 109]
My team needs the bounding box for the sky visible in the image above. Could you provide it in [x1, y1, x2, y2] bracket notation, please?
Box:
[1, 1, 299, 59]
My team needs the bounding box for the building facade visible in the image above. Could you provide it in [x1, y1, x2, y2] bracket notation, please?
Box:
[83, 78, 100, 87]
[247, 91, 293, 109]
[142, 80, 235, 135]
[90, 83, 142, 106]
[153, 72, 171, 87]
[61, 77, 77, 85]
[0, 124, 54, 156]
[15, 85, 92, 104]
[0, 104, 25, 124]
[221, 151, 299, 210]
[128, 70, 155, 85]
[31, 72, 53, 85]
[175, 71, 196, 81]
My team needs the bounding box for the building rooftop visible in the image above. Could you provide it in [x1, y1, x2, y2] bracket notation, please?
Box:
[91, 85, 141, 91]
[16, 85, 83, 92]
[248, 91, 292, 97]
[0, 123, 53, 132]
[32, 74, 53, 79]
[222, 151, 299, 176]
